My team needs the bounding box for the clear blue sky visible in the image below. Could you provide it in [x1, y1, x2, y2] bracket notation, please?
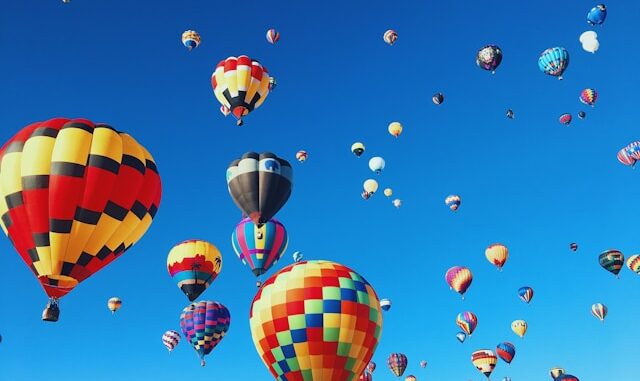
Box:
[1, 1, 639, 380]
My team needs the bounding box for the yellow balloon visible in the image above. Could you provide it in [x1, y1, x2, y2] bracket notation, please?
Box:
[511, 319, 527, 338]
[383, 188, 393, 197]
[363, 179, 379, 193]
[388, 122, 403, 137]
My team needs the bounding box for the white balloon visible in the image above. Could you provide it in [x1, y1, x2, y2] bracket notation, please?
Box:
[392, 199, 402, 208]
[582, 39, 600, 53]
[579, 31, 598, 43]
[368, 157, 386, 174]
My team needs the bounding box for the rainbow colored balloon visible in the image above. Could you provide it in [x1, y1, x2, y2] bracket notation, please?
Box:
[359, 371, 372, 381]
[456, 311, 478, 336]
[388, 353, 408, 377]
[179, 301, 231, 366]
[231, 217, 288, 279]
[445, 266, 473, 298]
[599, 249, 624, 278]
[249, 260, 383, 381]
[162, 330, 180, 352]
[626, 255, 640, 274]
[579, 88, 598, 106]
[591, 303, 607, 322]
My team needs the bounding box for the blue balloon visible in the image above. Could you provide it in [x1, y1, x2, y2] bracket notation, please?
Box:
[587, 4, 607, 25]
[538, 47, 570, 79]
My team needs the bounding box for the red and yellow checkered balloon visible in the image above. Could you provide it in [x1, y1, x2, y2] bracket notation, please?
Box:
[249, 260, 383, 381]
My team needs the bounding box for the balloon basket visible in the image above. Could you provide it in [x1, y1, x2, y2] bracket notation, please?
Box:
[42, 300, 60, 322]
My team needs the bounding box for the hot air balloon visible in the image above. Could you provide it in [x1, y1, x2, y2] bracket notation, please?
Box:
[388, 353, 408, 377]
[578, 111, 586, 119]
[266, 28, 280, 44]
[456, 311, 478, 336]
[362, 191, 372, 200]
[182, 30, 201, 51]
[107, 297, 122, 314]
[367, 361, 376, 374]
[232, 217, 288, 284]
[506, 109, 514, 119]
[476, 45, 503, 73]
[591, 303, 607, 322]
[550, 367, 566, 379]
[559, 113, 572, 125]
[162, 330, 181, 352]
[369, 157, 386, 174]
[511, 320, 527, 338]
[579, 88, 598, 106]
[268, 77, 277, 91]
[365, 361, 376, 374]
[359, 372, 373, 381]
[388, 122, 403, 137]
[292, 251, 303, 263]
[517, 286, 534, 304]
[167, 240, 222, 302]
[432, 93, 444, 105]
[570, 243, 578, 251]
[392, 199, 402, 208]
[496, 342, 516, 364]
[405, 376, 416, 381]
[471, 350, 497, 379]
[556, 375, 579, 381]
[220, 105, 231, 117]
[364, 179, 379, 195]
[456, 332, 467, 343]
[380, 298, 392, 311]
[626, 254, 640, 274]
[445, 195, 461, 211]
[383, 30, 398, 45]
[226, 152, 292, 225]
[384, 188, 393, 197]
[587, 4, 607, 25]
[538, 47, 570, 79]
[618, 147, 636, 167]
[249, 261, 383, 381]
[599, 249, 624, 277]
[180, 301, 231, 366]
[420, 360, 427, 368]
[0, 118, 162, 322]
[296, 150, 308, 163]
[627, 142, 640, 161]
[445, 266, 473, 297]
[352, 142, 365, 157]
[211, 56, 271, 126]
[486, 244, 509, 270]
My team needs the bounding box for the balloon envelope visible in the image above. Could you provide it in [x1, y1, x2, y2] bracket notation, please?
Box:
[231, 217, 288, 277]
[167, 240, 222, 301]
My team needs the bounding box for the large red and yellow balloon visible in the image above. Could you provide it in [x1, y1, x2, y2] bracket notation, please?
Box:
[249, 260, 383, 381]
[0, 118, 161, 321]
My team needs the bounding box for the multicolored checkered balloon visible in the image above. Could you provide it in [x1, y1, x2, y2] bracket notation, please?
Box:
[249, 260, 383, 381]
[180, 301, 230, 366]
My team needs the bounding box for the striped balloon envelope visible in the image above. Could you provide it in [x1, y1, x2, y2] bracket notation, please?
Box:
[0, 118, 162, 321]
[162, 330, 180, 352]
[579, 88, 598, 106]
[538, 47, 570, 79]
[456, 311, 478, 336]
[517, 286, 534, 304]
[445, 266, 473, 297]
[266, 28, 280, 44]
[249, 261, 383, 381]
[180, 301, 231, 366]
[599, 249, 624, 277]
[167, 240, 222, 302]
[556, 375, 580, 381]
[626, 254, 640, 274]
[181, 30, 201, 51]
[231, 217, 288, 280]
[471, 349, 497, 379]
[388, 353, 408, 377]
[496, 342, 516, 364]
[486, 244, 509, 270]
[359, 371, 372, 381]
[591, 303, 608, 322]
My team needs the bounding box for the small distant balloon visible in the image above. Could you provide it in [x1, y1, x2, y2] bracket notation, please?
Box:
[550, 367, 566, 379]
[579, 88, 598, 106]
[380, 298, 391, 311]
[599, 249, 624, 277]
[445, 266, 473, 297]
[456, 332, 467, 343]
[182, 30, 201, 51]
[162, 330, 181, 352]
[485, 243, 509, 270]
[352, 142, 365, 157]
[364, 179, 379, 194]
[266, 28, 280, 44]
[626, 254, 640, 274]
[511, 320, 528, 338]
[392, 199, 402, 208]
[517, 286, 534, 304]
[383, 188, 393, 197]
[456, 311, 478, 336]
[292, 251, 303, 263]
[591, 303, 607, 322]
[107, 297, 122, 314]
[269, 77, 277, 91]
[420, 360, 427, 368]
[559, 113, 572, 125]
[539, 47, 569, 79]
[388, 122, 403, 137]
[476, 45, 503, 73]
[506, 109, 515, 119]
[369, 157, 386, 174]
[296, 150, 308, 163]
[580, 31, 600, 53]
[587, 4, 607, 25]
[383, 30, 398, 45]
[570, 242, 578, 251]
[432, 93, 444, 105]
[445, 195, 461, 211]
[578, 111, 586, 119]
